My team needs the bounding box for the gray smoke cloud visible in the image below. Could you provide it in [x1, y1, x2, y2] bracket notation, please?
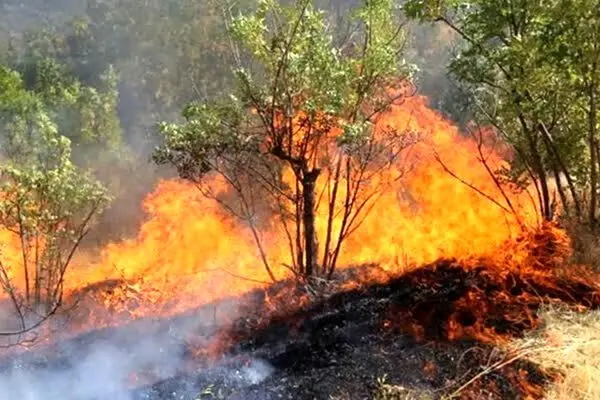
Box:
[1, 338, 176, 399]
[0, 316, 274, 400]
[0, 293, 275, 400]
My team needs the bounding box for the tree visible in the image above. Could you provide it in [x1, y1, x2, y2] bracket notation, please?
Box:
[0, 65, 111, 340]
[8, 43, 124, 164]
[0, 1, 265, 243]
[154, 0, 416, 279]
[542, 0, 600, 224]
[404, 0, 600, 225]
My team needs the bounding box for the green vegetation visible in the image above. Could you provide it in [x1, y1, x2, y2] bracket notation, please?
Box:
[405, 0, 600, 225]
[0, 64, 111, 331]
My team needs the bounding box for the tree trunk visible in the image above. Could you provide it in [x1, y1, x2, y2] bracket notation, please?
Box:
[535, 157, 552, 221]
[538, 123, 582, 218]
[301, 170, 319, 277]
[514, 110, 551, 221]
[589, 84, 598, 225]
[525, 130, 551, 220]
[550, 163, 569, 218]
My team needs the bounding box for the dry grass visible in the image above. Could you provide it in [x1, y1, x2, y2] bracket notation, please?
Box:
[372, 376, 434, 400]
[370, 306, 600, 399]
[560, 217, 600, 270]
[512, 307, 600, 400]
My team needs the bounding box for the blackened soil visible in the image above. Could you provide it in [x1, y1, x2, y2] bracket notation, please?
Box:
[135, 259, 600, 399]
[137, 336, 546, 400]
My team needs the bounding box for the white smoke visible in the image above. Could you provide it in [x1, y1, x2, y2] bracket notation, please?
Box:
[231, 358, 274, 385]
[0, 335, 182, 400]
[0, 340, 274, 399]
[0, 307, 275, 400]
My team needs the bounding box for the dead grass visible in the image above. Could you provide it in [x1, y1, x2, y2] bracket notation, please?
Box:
[372, 376, 434, 400]
[366, 306, 600, 400]
[512, 307, 600, 400]
[560, 217, 600, 270]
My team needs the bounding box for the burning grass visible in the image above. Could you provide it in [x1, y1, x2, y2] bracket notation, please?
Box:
[225, 224, 599, 344]
[128, 227, 576, 399]
[0, 221, 598, 400]
[168, 223, 594, 399]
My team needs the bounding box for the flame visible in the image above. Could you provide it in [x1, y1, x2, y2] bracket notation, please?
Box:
[0, 95, 544, 339]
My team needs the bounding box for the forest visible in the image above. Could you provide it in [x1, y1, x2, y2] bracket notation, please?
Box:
[0, 0, 599, 399]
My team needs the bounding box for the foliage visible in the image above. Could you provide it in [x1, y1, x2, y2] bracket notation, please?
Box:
[154, 0, 415, 278]
[0, 64, 111, 333]
[0, 0, 263, 242]
[404, 0, 600, 225]
[9, 47, 124, 161]
[0, 0, 467, 146]
[6, 0, 253, 144]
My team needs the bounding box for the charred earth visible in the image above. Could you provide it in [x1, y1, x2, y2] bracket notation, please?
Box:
[139, 257, 599, 400]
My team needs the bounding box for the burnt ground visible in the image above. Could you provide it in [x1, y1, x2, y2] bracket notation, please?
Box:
[2, 259, 599, 400]
[133, 259, 600, 400]
[137, 334, 544, 400]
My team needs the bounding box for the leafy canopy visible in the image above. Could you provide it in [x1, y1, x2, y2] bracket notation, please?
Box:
[154, 0, 414, 278]
[155, 0, 412, 179]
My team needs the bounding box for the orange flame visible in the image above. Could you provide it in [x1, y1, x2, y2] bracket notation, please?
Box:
[0, 95, 541, 336]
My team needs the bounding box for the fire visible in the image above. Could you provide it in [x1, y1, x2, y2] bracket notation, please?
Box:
[328, 97, 538, 270]
[0, 229, 22, 283]
[0, 95, 543, 338]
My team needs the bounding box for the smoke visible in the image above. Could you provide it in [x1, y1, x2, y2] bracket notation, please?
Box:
[236, 358, 274, 385]
[0, 297, 275, 400]
[1, 339, 176, 400]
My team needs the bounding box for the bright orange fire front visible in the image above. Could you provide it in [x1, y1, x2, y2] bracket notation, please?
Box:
[1, 95, 541, 336]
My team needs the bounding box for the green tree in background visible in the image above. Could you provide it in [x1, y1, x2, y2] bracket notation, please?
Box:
[0, 65, 111, 338]
[154, 0, 416, 278]
[543, 0, 600, 224]
[405, 0, 600, 225]
[8, 28, 124, 159]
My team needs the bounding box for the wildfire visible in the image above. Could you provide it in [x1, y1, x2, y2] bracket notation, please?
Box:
[0, 95, 547, 340]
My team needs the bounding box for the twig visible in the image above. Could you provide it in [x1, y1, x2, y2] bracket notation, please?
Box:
[433, 150, 512, 214]
[203, 267, 271, 285]
[447, 346, 543, 399]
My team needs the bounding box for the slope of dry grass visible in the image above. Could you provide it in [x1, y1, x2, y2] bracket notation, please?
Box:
[513, 307, 600, 400]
